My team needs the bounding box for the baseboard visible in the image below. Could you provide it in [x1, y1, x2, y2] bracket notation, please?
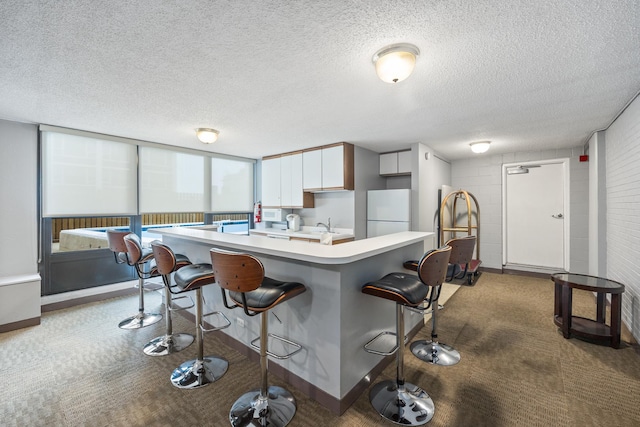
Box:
[0, 316, 40, 333]
[501, 268, 556, 280]
[478, 266, 502, 274]
[41, 287, 138, 312]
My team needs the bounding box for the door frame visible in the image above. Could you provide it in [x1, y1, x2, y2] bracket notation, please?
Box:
[501, 158, 571, 271]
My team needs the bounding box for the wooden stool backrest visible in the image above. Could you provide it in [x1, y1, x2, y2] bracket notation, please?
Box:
[123, 233, 144, 266]
[149, 241, 177, 276]
[417, 246, 452, 288]
[106, 230, 129, 253]
[445, 236, 476, 266]
[210, 248, 264, 293]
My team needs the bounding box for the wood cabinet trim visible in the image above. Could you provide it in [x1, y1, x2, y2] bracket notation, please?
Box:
[302, 146, 323, 153]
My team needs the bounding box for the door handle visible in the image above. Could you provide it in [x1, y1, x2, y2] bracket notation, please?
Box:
[552, 213, 563, 219]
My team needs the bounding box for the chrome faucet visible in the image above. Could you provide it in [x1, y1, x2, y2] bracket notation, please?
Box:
[316, 217, 331, 232]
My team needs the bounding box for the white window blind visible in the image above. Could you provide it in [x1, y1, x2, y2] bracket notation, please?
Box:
[139, 146, 206, 213]
[41, 131, 137, 217]
[211, 157, 254, 212]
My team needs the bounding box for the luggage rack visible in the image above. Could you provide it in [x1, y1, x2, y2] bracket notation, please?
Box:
[439, 189, 482, 285]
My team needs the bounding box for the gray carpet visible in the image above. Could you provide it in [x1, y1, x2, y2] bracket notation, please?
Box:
[1, 273, 639, 426]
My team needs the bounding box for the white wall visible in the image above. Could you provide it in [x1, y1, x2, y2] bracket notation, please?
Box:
[411, 143, 452, 234]
[451, 147, 589, 271]
[0, 119, 41, 328]
[588, 131, 607, 277]
[604, 94, 640, 342]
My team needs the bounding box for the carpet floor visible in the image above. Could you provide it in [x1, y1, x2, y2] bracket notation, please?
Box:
[1, 272, 639, 426]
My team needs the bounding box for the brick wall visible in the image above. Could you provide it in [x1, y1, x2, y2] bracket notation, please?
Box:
[605, 95, 640, 342]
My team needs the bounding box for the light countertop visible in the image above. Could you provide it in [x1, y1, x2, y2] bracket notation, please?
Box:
[249, 226, 355, 241]
[150, 227, 433, 265]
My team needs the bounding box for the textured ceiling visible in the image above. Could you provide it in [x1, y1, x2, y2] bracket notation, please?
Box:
[1, 0, 639, 160]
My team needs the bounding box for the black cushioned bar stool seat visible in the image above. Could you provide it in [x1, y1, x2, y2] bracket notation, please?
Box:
[211, 248, 306, 427]
[362, 246, 451, 426]
[107, 230, 163, 330]
[151, 241, 230, 389]
[410, 237, 474, 366]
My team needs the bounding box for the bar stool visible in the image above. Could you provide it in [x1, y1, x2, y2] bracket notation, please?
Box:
[106, 230, 162, 329]
[151, 241, 230, 389]
[210, 248, 306, 427]
[123, 235, 194, 356]
[444, 236, 476, 283]
[362, 246, 451, 426]
[410, 238, 470, 366]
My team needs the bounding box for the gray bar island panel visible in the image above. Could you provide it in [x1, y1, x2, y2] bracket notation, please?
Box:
[151, 228, 434, 414]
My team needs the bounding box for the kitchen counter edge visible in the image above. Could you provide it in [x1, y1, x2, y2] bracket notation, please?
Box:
[150, 228, 433, 265]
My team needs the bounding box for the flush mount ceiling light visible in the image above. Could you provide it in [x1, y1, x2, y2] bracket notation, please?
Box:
[469, 141, 491, 154]
[372, 43, 420, 83]
[196, 128, 219, 144]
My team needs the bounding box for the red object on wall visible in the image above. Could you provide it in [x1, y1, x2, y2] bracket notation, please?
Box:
[579, 155, 589, 162]
[253, 201, 262, 223]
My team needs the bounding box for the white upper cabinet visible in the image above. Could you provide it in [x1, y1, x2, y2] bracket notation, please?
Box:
[280, 152, 304, 207]
[302, 148, 322, 191]
[261, 156, 281, 207]
[303, 143, 354, 192]
[322, 144, 345, 189]
[379, 152, 398, 175]
[263, 152, 311, 209]
[398, 150, 412, 174]
[379, 149, 412, 176]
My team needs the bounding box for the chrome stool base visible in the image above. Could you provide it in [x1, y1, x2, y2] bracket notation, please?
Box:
[369, 380, 435, 426]
[410, 340, 461, 366]
[143, 333, 194, 356]
[170, 356, 229, 389]
[229, 386, 296, 427]
[118, 312, 162, 330]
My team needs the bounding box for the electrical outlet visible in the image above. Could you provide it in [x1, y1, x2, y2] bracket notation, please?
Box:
[236, 317, 245, 328]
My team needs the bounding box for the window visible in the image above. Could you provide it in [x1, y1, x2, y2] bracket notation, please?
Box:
[211, 157, 254, 212]
[139, 147, 206, 213]
[41, 131, 137, 216]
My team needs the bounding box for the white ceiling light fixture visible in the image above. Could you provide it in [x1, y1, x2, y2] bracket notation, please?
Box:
[372, 43, 420, 83]
[196, 128, 219, 144]
[470, 141, 491, 154]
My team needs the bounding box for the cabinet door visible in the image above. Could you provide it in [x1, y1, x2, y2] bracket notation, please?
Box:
[379, 152, 398, 175]
[290, 152, 304, 207]
[280, 154, 293, 207]
[261, 157, 281, 207]
[397, 150, 412, 174]
[303, 149, 322, 190]
[322, 145, 344, 189]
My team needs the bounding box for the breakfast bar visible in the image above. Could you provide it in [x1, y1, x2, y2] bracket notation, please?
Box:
[151, 227, 434, 414]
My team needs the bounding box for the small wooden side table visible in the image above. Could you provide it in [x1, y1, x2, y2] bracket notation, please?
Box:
[551, 273, 625, 348]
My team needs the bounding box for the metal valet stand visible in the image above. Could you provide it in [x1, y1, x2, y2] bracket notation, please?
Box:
[437, 189, 481, 284]
[410, 189, 480, 366]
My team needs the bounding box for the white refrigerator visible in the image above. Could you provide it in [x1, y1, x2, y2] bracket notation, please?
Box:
[367, 189, 411, 237]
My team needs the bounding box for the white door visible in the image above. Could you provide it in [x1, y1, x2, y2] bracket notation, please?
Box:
[504, 161, 568, 270]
